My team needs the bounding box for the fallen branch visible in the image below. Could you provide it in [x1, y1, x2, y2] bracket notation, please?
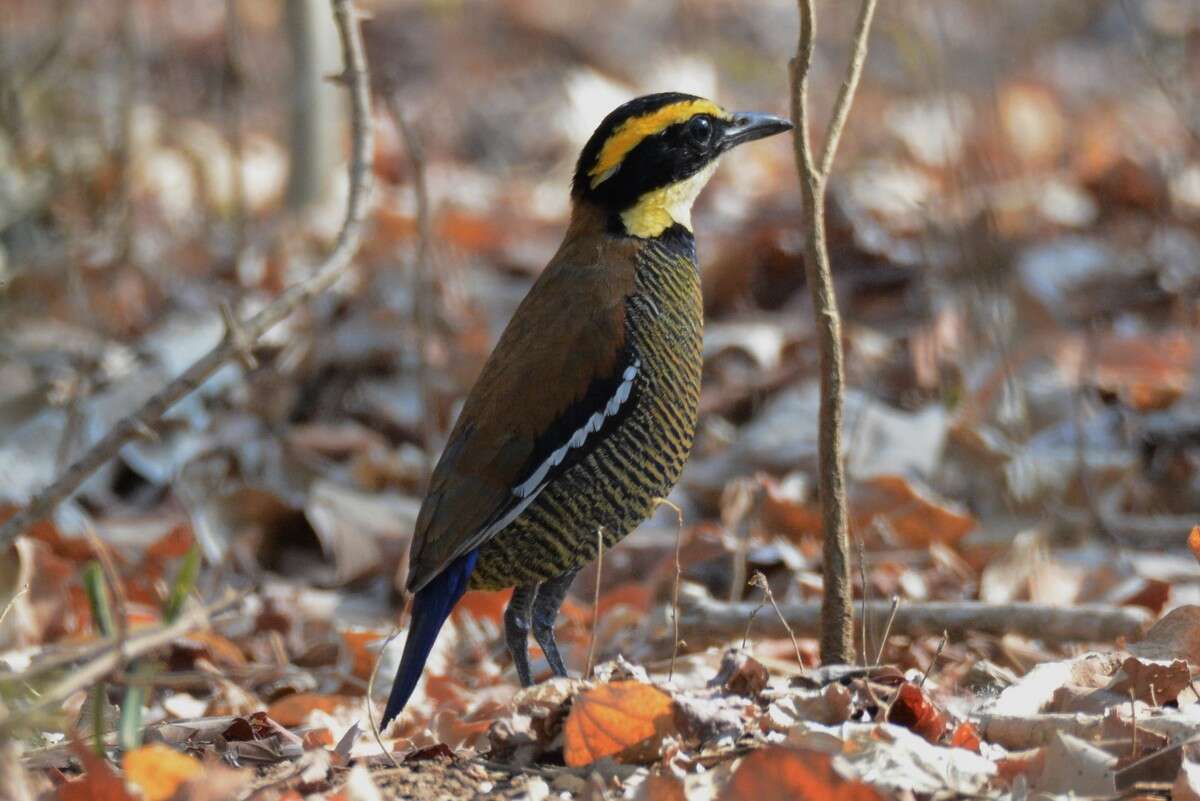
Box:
[0, 589, 242, 732]
[676, 585, 1150, 646]
[789, 0, 878, 665]
[975, 711, 1200, 752]
[0, 0, 375, 549]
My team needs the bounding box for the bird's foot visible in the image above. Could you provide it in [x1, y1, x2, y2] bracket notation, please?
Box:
[504, 584, 537, 687]
[531, 568, 580, 679]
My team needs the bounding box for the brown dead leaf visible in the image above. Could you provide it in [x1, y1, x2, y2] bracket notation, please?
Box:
[765, 684, 853, 731]
[1176, 760, 1200, 801]
[994, 747, 1046, 787]
[58, 740, 136, 801]
[1130, 605, 1200, 664]
[1092, 332, 1193, 410]
[1109, 657, 1192, 705]
[762, 475, 975, 549]
[1033, 732, 1116, 796]
[122, 744, 203, 801]
[888, 682, 948, 743]
[636, 773, 688, 801]
[708, 649, 769, 698]
[143, 524, 195, 565]
[719, 747, 886, 801]
[184, 630, 247, 667]
[855, 476, 976, 548]
[563, 681, 676, 767]
[303, 728, 334, 750]
[596, 582, 654, 617]
[163, 764, 248, 801]
[266, 693, 357, 727]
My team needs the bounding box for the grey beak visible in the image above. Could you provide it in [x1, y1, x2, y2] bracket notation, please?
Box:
[719, 112, 794, 150]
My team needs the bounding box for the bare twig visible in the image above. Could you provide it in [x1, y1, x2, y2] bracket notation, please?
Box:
[391, 100, 438, 474]
[651, 497, 685, 681]
[0, 590, 242, 732]
[219, 300, 258, 370]
[750, 572, 805, 665]
[815, 0, 878, 181]
[788, 0, 878, 665]
[975, 711, 1198, 751]
[874, 596, 900, 666]
[366, 627, 402, 768]
[918, 630, 947, 688]
[1130, 688, 1139, 756]
[741, 579, 768, 650]
[857, 536, 868, 666]
[114, 0, 139, 264]
[0, 0, 375, 549]
[0, 585, 28, 629]
[585, 528, 604, 678]
[677, 587, 1149, 645]
[222, 0, 248, 257]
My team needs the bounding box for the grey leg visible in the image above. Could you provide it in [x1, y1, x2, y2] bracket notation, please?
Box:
[504, 584, 537, 687]
[531, 568, 580, 679]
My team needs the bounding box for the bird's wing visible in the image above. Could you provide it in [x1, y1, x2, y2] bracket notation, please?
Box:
[405, 231, 642, 593]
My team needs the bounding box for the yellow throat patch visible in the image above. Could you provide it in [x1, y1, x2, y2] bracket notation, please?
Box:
[589, 99, 728, 189]
[620, 160, 719, 238]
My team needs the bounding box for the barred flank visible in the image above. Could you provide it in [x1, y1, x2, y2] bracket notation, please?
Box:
[471, 239, 702, 589]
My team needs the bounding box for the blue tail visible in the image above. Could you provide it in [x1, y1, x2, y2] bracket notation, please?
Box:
[381, 550, 478, 729]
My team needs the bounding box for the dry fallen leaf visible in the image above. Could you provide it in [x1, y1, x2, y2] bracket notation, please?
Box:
[950, 722, 981, 753]
[719, 747, 886, 801]
[635, 773, 689, 801]
[122, 744, 204, 801]
[1108, 657, 1192, 705]
[58, 740, 136, 801]
[1130, 605, 1200, 665]
[562, 681, 676, 767]
[1176, 760, 1200, 801]
[267, 693, 357, 727]
[888, 682, 948, 743]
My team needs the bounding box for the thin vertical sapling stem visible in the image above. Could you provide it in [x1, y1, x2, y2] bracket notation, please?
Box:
[788, 0, 878, 666]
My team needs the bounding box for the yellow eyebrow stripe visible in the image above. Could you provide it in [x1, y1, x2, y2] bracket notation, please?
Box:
[589, 99, 728, 187]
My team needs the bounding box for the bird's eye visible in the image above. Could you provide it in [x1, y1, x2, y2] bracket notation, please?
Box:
[686, 116, 712, 144]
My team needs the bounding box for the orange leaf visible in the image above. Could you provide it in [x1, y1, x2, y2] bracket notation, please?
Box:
[563, 681, 675, 768]
[1189, 526, 1200, 566]
[341, 629, 385, 681]
[303, 728, 335, 750]
[855, 476, 976, 548]
[266, 693, 356, 727]
[122, 744, 203, 801]
[454, 588, 513, 626]
[719, 747, 886, 801]
[185, 629, 248, 667]
[58, 740, 134, 801]
[888, 682, 948, 743]
[144, 524, 195, 563]
[636, 773, 689, 801]
[597, 583, 654, 616]
[950, 721, 982, 752]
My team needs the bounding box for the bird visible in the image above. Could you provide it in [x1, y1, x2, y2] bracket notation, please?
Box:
[381, 92, 792, 729]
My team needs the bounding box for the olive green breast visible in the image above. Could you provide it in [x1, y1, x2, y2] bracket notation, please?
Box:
[470, 237, 703, 590]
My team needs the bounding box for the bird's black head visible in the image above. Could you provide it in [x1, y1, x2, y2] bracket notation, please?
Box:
[571, 92, 792, 238]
